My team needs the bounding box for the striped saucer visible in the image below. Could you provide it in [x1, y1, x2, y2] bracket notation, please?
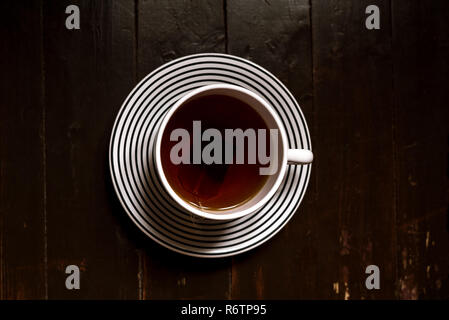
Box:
[109, 53, 312, 258]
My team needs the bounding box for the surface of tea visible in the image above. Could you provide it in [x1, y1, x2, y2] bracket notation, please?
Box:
[160, 94, 270, 212]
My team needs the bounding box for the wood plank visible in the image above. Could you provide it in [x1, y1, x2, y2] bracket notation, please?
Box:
[310, 0, 396, 299]
[0, 1, 46, 299]
[137, 0, 226, 77]
[392, 0, 449, 299]
[227, 0, 315, 299]
[43, 0, 139, 299]
[136, 0, 230, 299]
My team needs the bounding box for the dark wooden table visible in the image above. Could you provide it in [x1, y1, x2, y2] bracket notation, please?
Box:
[1, 0, 448, 299]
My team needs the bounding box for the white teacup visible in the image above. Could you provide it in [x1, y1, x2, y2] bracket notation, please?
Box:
[155, 84, 313, 220]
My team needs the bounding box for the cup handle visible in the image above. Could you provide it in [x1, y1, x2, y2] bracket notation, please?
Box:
[287, 149, 313, 165]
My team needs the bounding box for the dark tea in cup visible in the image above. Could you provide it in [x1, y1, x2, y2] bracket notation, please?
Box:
[155, 83, 311, 220]
[160, 94, 272, 211]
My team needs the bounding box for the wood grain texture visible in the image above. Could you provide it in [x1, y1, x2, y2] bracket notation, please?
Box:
[0, 0, 46, 299]
[43, 0, 139, 299]
[311, 0, 396, 299]
[227, 0, 315, 299]
[137, 0, 226, 77]
[136, 0, 231, 299]
[392, 0, 449, 299]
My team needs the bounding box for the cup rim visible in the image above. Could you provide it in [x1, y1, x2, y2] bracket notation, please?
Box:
[154, 83, 288, 220]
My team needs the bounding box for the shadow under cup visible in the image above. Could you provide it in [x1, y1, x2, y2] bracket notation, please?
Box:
[156, 85, 287, 220]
